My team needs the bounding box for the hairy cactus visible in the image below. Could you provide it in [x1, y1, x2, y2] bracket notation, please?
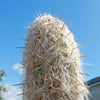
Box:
[22, 14, 89, 100]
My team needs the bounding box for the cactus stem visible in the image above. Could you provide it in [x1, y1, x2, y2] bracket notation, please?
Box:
[22, 14, 89, 100]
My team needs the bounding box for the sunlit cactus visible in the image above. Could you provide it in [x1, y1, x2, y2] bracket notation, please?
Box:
[22, 14, 89, 100]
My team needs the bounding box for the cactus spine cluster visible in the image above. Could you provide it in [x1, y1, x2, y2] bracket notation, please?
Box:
[22, 14, 89, 100]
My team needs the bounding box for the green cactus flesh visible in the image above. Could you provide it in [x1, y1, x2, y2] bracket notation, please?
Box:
[22, 14, 89, 100]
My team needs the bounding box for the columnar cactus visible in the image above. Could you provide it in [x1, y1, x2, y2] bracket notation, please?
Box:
[22, 14, 89, 100]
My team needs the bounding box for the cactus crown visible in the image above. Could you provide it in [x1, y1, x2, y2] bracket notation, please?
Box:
[22, 14, 89, 100]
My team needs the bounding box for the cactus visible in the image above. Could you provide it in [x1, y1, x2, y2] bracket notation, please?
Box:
[22, 14, 89, 100]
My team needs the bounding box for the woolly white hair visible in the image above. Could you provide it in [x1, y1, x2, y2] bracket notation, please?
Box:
[22, 14, 89, 100]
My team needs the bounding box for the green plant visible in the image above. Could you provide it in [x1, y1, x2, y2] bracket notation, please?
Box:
[22, 14, 89, 100]
[0, 70, 7, 100]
